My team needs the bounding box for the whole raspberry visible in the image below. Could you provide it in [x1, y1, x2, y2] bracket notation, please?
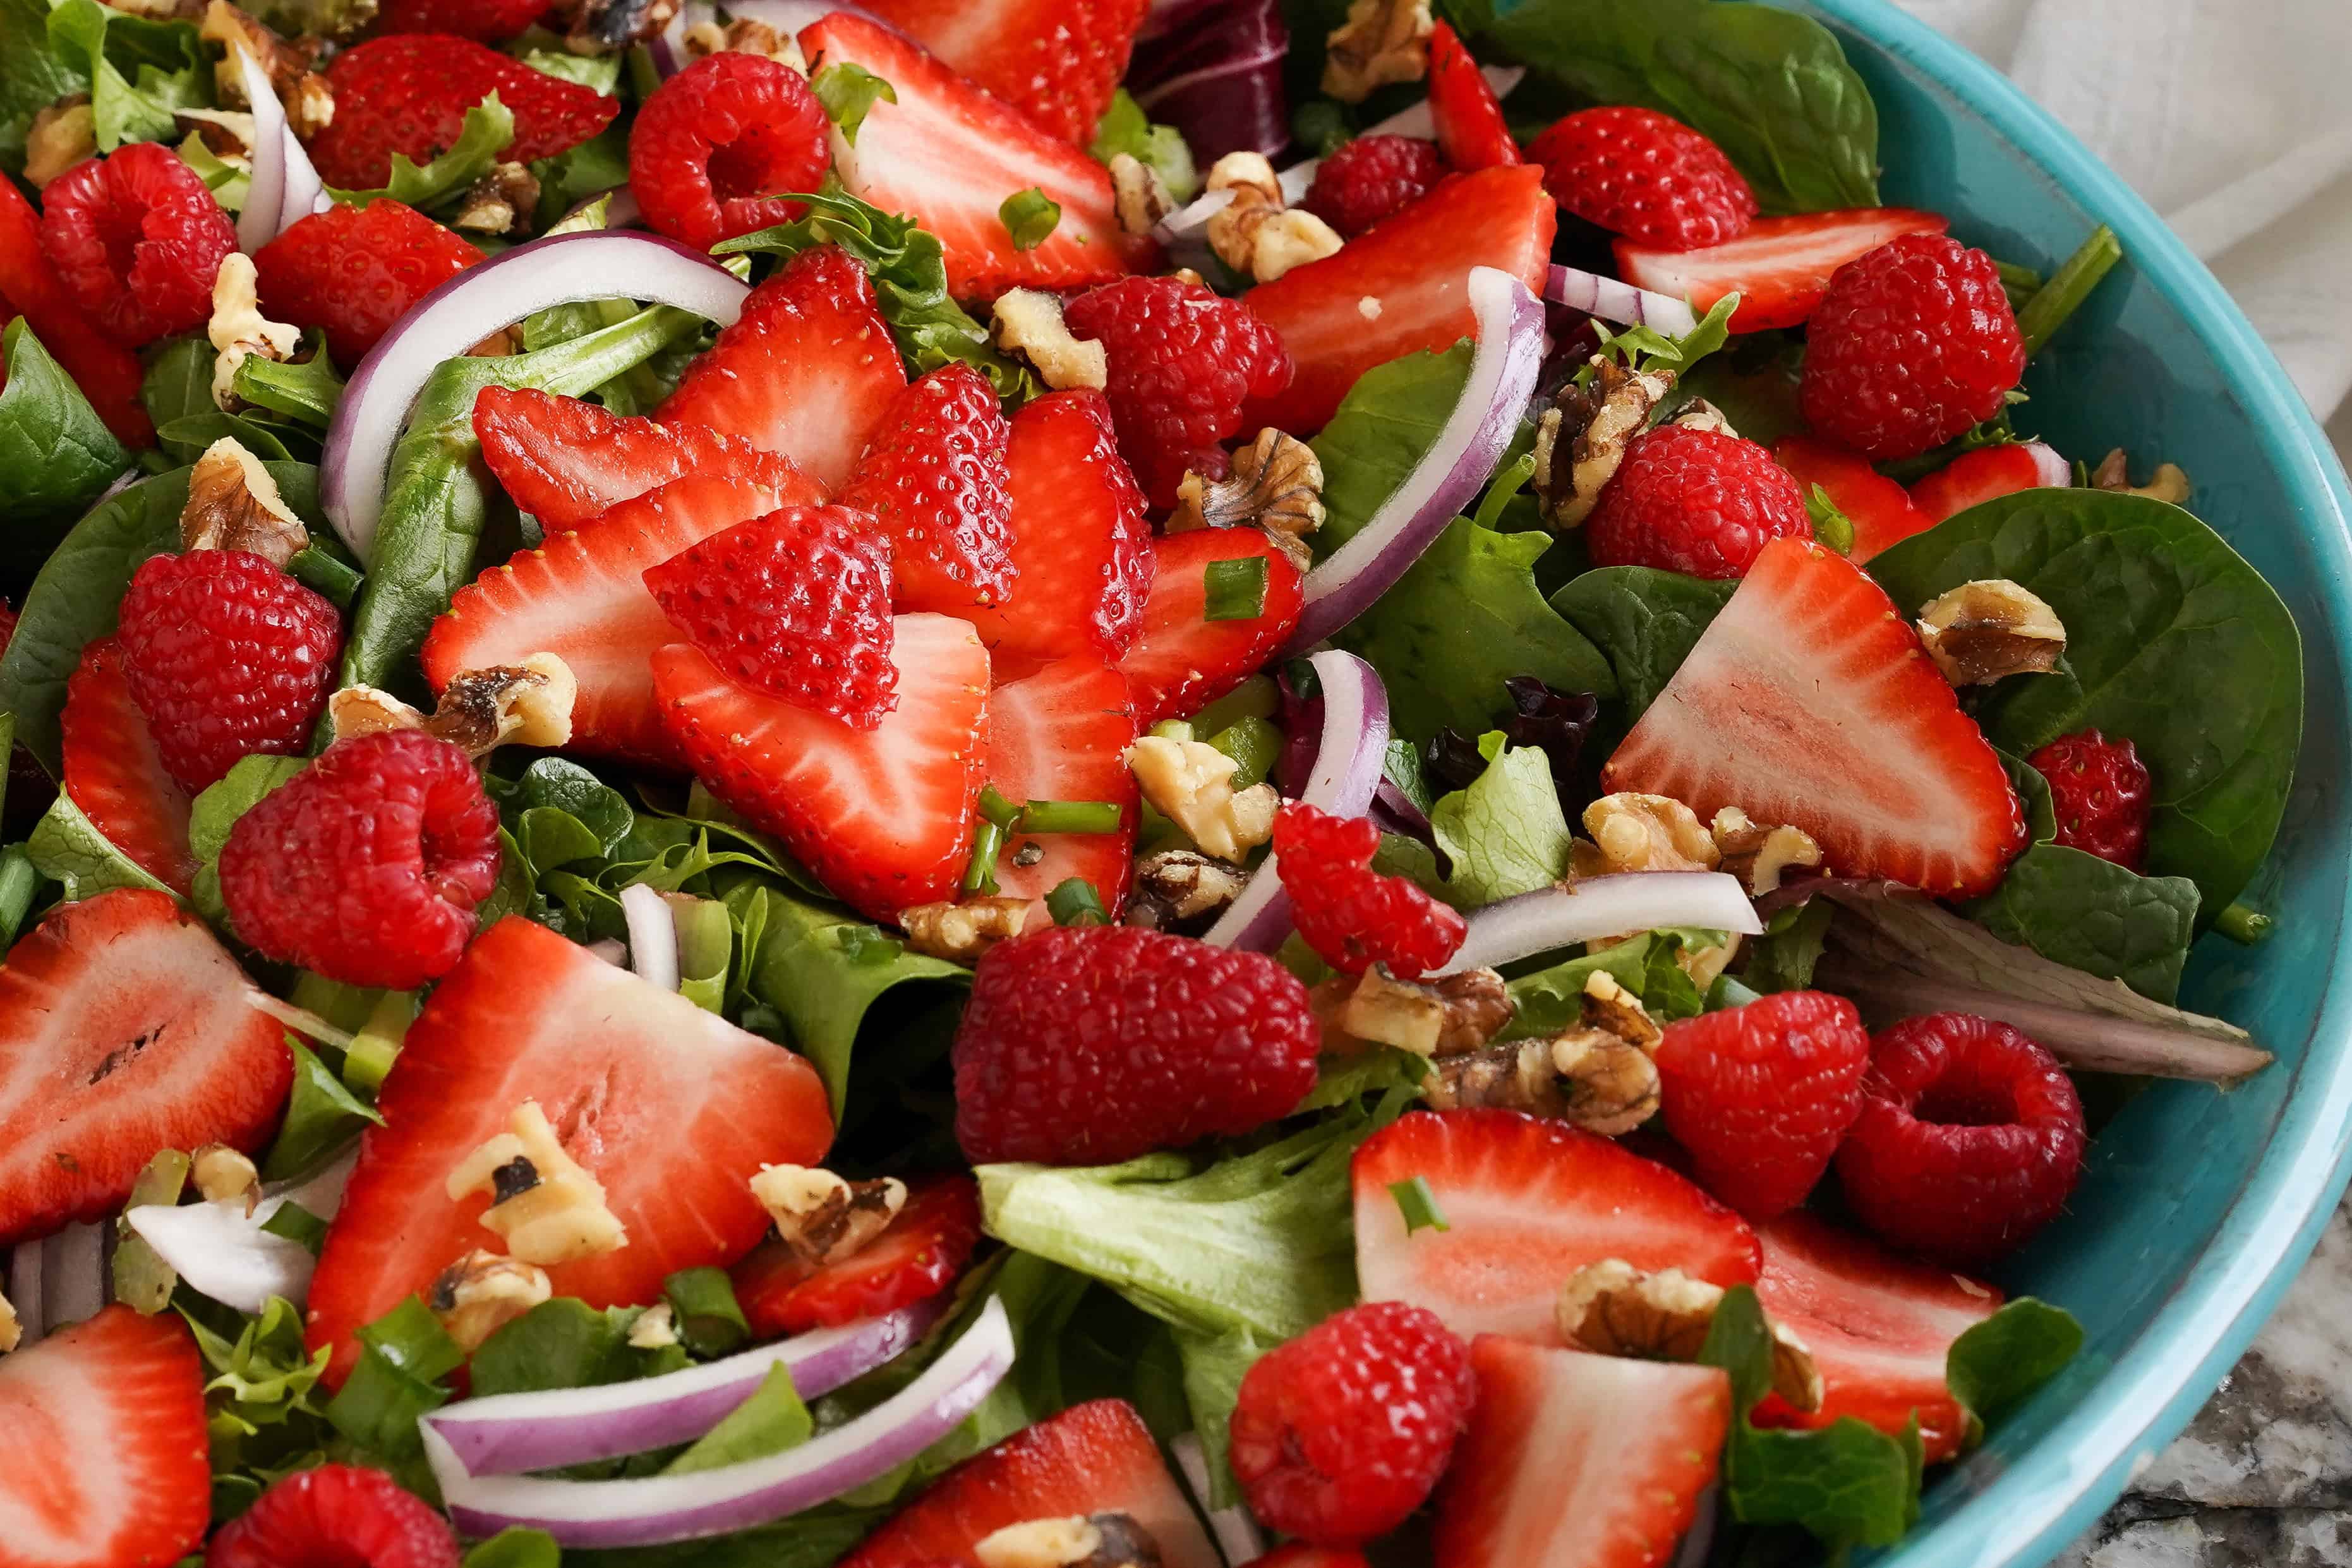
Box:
[1586, 423, 1812, 580]
[1229, 1301, 1473, 1545]
[1272, 804, 1466, 979]
[2027, 728, 2152, 871]
[115, 551, 343, 795]
[38, 143, 236, 348]
[255, 200, 482, 371]
[1525, 106, 1758, 249]
[1800, 234, 2027, 461]
[377, 0, 545, 40]
[1304, 135, 1444, 238]
[218, 730, 502, 990]
[630, 52, 833, 252]
[311, 36, 620, 193]
[1062, 277, 1294, 510]
[208, 1464, 459, 1568]
[1655, 991, 1871, 1217]
[1835, 1013, 2086, 1265]
[952, 925, 1320, 1165]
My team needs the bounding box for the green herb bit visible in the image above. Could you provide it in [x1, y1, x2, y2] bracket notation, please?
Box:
[1389, 1175, 1450, 1234]
[1995, 258, 2044, 311]
[977, 783, 1023, 830]
[1805, 484, 1855, 555]
[1473, 450, 1538, 530]
[2216, 901, 2277, 945]
[812, 62, 896, 147]
[1016, 799, 1123, 835]
[1572, 292, 1739, 389]
[261, 1199, 330, 1254]
[663, 1265, 751, 1357]
[1047, 877, 1108, 927]
[1190, 674, 1280, 733]
[1203, 555, 1271, 621]
[2017, 225, 2122, 358]
[287, 545, 363, 609]
[999, 187, 1063, 252]
[1291, 99, 1351, 157]
[963, 816, 1007, 895]
[0, 843, 40, 945]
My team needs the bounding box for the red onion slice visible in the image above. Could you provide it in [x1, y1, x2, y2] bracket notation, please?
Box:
[1543, 263, 1700, 338]
[232, 47, 286, 253]
[1281, 265, 1546, 654]
[40, 1224, 106, 1330]
[424, 1291, 951, 1477]
[620, 883, 680, 992]
[425, 1296, 1014, 1547]
[320, 231, 749, 564]
[1432, 872, 1764, 976]
[2022, 440, 2072, 489]
[1171, 1433, 1266, 1566]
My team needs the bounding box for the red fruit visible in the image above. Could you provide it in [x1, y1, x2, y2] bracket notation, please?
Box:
[650, 615, 991, 920]
[1773, 433, 1934, 563]
[2028, 728, 2152, 871]
[837, 1401, 1220, 1568]
[836, 363, 1016, 614]
[734, 1175, 983, 1336]
[1246, 1550, 1373, 1568]
[860, 0, 1146, 143]
[800, 13, 1152, 299]
[1303, 135, 1445, 238]
[1425, 21, 1520, 171]
[982, 656, 1139, 917]
[217, 730, 502, 991]
[1907, 442, 2061, 524]
[643, 505, 897, 727]
[306, 917, 833, 1382]
[1614, 207, 1951, 333]
[1749, 1212, 2003, 1464]
[0, 890, 292, 1245]
[255, 200, 481, 371]
[1351, 1109, 1761, 1345]
[1601, 537, 2028, 898]
[952, 925, 1319, 1165]
[656, 244, 907, 492]
[60, 638, 195, 896]
[424, 470, 798, 765]
[1062, 275, 1294, 509]
[1433, 1335, 1729, 1568]
[960, 390, 1153, 678]
[472, 386, 818, 532]
[0, 1308, 210, 1568]
[630, 52, 833, 252]
[1274, 803, 1465, 978]
[1527, 105, 1756, 250]
[1654, 991, 1871, 1219]
[114, 550, 342, 795]
[1118, 528, 1303, 725]
[1586, 423, 1813, 580]
[1837, 1013, 2087, 1265]
[1801, 234, 2027, 461]
[376, 0, 543, 42]
[311, 35, 620, 192]
[1230, 1301, 1473, 1545]
[37, 143, 234, 349]
[1244, 165, 1556, 434]
[0, 176, 151, 445]
[208, 1464, 459, 1568]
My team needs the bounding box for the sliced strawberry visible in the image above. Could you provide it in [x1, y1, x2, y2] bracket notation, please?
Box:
[799, 12, 1154, 300]
[1243, 166, 1556, 434]
[1426, 21, 1519, 171]
[1614, 208, 1951, 333]
[1907, 442, 2061, 524]
[0, 177, 150, 447]
[838, 1400, 1221, 1568]
[859, 0, 1146, 143]
[1353, 1109, 1761, 1346]
[59, 639, 194, 896]
[473, 387, 821, 532]
[306, 917, 833, 1382]
[1773, 433, 1934, 564]
[1600, 536, 2028, 897]
[836, 363, 1016, 615]
[1246, 1549, 1372, 1568]
[961, 390, 1154, 680]
[1118, 528, 1304, 725]
[982, 655, 1139, 917]
[0, 1307, 210, 1568]
[733, 1174, 983, 1335]
[650, 614, 992, 921]
[1751, 1212, 2003, 1464]
[421, 471, 794, 766]
[311, 35, 620, 193]
[1434, 1336, 1728, 1568]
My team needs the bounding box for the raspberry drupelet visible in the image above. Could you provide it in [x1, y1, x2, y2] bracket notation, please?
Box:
[1655, 990, 1872, 1218]
[39, 142, 237, 349]
[208, 1463, 460, 1568]
[1304, 136, 1445, 238]
[630, 51, 833, 252]
[1273, 803, 1466, 979]
[1586, 423, 1816, 580]
[2028, 728, 2153, 871]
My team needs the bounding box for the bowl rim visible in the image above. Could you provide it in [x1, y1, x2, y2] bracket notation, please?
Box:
[1800, 1, 2352, 1562]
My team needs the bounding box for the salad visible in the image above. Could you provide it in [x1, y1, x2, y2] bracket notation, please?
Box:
[0, 0, 2302, 1563]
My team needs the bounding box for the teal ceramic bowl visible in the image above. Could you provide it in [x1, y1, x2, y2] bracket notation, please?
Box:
[1776, 2, 2352, 1563]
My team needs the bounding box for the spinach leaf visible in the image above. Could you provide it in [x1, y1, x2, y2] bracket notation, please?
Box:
[1945, 1298, 2082, 1442]
[0, 0, 87, 176]
[1310, 342, 1468, 559]
[665, 1363, 812, 1474]
[189, 754, 309, 927]
[470, 1299, 658, 1397]
[157, 411, 308, 467]
[262, 1038, 383, 1181]
[1428, 734, 1574, 906]
[1663, 330, 1807, 446]
[1966, 844, 2200, 1004]
[142, 336, 219, 430]
[0, 319, 132, 542]
[327, 95, 516, 211]
[462, 1530, 562, 1568]
[28, 788, 169, 900]
[1550, 565, 1735, 729]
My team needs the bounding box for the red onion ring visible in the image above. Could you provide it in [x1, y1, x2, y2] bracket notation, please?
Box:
[620, 883, 680, 992]
[1432, 872, 1764, 976]
[2023, 440, 2072, 488]
[1543, 263, 1701, 337]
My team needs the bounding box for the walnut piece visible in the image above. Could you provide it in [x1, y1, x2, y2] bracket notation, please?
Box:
[203, 2, 334, 128]
[1125, 735, 1277, 862]
[330, 653, 577, 757]
[992, 288, 1109, 392]
[178, 107, 257, 159]
[750, 1166, 906, 1269]
[1204, 152, 1342, 284]
[24, 100, 95, 190]
[1915, 579, 2066, 687]
[901, 896, 1034, 962]
[1319, 964, 1514, 1057]
[0, 1286, 17, 1354]
[2092, 447, 2192, 505]
[1322, 0, 1433, 102]
[208, 252, 301, 411]
[1580, 970, 1661, 1051]
[191, 1143, 261, 1212]
[681, 15, 806, 69]
[548, 0, 684, 52]
[1557, 1258, 1822, 1411]
[447, 1102, 629, 1267]
[181, 437, 308, 563]
[627, 1302, 680, 1349]
[1426, 1028, 1661, 1133]
[1166, 429, 1325, 568]
[1667, 397, 1738, 438]
[974, 1514, 1162, 1568]
[1109, 153, 1174, 237]
[1531, 361, 1675, 528]
[1128, 848, 1248, 929]
[1584, 793, 1720, 874]
[450, 162, 541, 236]
[1709, 807, 1823, 896]
[429, 1249, 553, 1352]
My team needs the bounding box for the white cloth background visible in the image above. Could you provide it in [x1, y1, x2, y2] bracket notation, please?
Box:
[1888, 0, 2352, 458]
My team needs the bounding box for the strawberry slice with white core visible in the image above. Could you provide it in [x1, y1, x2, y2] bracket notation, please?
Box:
[473, 387, 822, 531]
[1614, 207, 1951, 332]
[1353, 1109, 1761, 1345]
[1602, 536, 2027, 898]
[1907, 441, 2069, 524]
[59, 637, 195, 896]
[982, 654, 1139, 918]
[1118, 528, 1305, 727]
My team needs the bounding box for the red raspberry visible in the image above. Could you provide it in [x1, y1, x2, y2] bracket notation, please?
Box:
[1835, 1013, 2087, 1265]
[1586, 423, 1812, 580]
[1304, 135, 1445, 238]
[218, 730, 502, 989]
[1526, 106, 1757, 249]
[377, 0, 545, 41]
[1272, 804, 1466, 979]
[256, 201, 481, 370]
[38, 143, 235, 348]
[630, 52, 832, 253]
[1800, 234, 2027, 461]
[115, 552, 342, 795]
[2027, 728, 2152, 871]
[312, 36, 620, 193]
[952, 926, 1319, 1165]
[208, 1463, 459, 1568]
[836, 363, 1016, 613]
[1229, 1301, 1473, 1545]
[1061, 277, 1294, 510]
[1655, 991, 1871, 1218]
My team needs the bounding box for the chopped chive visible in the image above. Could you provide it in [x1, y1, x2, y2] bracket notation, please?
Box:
[999, 187, 1063, 252]
[1995, 258, 2044, 311]
[1190, 674, 1280, 733]
[1208, 716, 1282, 790]
[1047, 877, 1108, 927]
[1804, 484, 1855, 555]
[962, 816, 1006, 895]
[1389, 1176, 1450, 1235]
[663, 1266, 751, 1357]
[1149, 718, 1195, 742]
[977, 784, 1022, 830]
[1473, 450, 1538, 529]
[811, 62, 896, 147]
[2017, 225, 2122, 358]
[287, 545, 363, 609]
[1707, 974, 1764, 1011]
[2215, 902, 2277, 945]
[1016, 799, 1123, 835]
[1203, 555, 1270, 621]
[0, 843, 39, 944]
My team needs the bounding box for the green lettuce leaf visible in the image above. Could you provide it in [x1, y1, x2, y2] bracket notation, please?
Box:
[1736, 899, 1833, 994]
[327, 94, 516, 210]
[262, 1039, 383, 1182]
[0, 0, 87, 175]
[1501, 927, 1717, 1040]
[1428, 733, 1574, 906]
[471, 1298, 680, 1398]
[45, 0, 211, 152]
[234, 335, 346, 431]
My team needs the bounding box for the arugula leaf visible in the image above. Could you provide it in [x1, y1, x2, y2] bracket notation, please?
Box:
[0, 0, 87, 176]
[179, 1293, 335, 1519]
[28, 788, 169, 900]
[1428, 733, 1573, 906]
[1573, 292, 1739, 388]
[328, 95, 517, 210]
[0, 319, 132, 543]
[234, 335, 346, 431]
[665, 1363, 813, 1475]
[263, 1039, 385, 1181]
[1089, 88, 1200, 202]
[1945, 1298, 2083, 1441]
[47, 0, 212, 153]
[812, 61, 896, 147]
[1502, 928, 1716, 1040]
[1549, 565, 1735, 733]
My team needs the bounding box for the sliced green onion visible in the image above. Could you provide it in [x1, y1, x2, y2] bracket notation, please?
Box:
[668, 895, 733, 1015]
[1149, 718, 1194, 742]
[1016, 799, 1122, 835]
[1047, 878, 1108, 927]
[962, 817, 1006, 895]
[2216, 902, 2276, 945]
[1995, 258, 2044, 311]
[1209, 716, 1282, 790]
[2017, 225, 2122, 358]
[344, 989, 417, 1095]
[999, 187, 1063, 252]
[977, 784, 1023, 830]
[1203, 555, 1270, 621]
[1190, 674, 1279, 733]
[1389, 1176, 1450, 1235]
[663, 1265, 751, 1358]
[0, 843, 40, 945]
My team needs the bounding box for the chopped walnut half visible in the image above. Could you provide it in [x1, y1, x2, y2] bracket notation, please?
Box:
[1109, 153, 1174, 237]
[1667, 397, 1737, 438]
[1125, 735, 1277, 862]
[1709, 807, 1823, 896]
[428, 1249, 553, 1352]
[901, 896, 1034, 963]
[681, 15, 806, 69]
[1556, 1258, 1822, 1410]
[2092, 448, 2192, 505]
[1127, 849, 1247, 931]
[1318, 964, 1512, 1057]
[178, 107, 256, 159]
[447, 1101, 629, 1267]
[181, 437, 308, 563]
[1426, 1028, 1660, 1134]
[1915, 579, 2066, 687]
[974, 1514, 1162, 1568]
[24, 100, 95, 190]
[1204, 152, 1342, 284]
[191, 1143, 261, 1212]
[450, 162, 541, 236]
[1322, 0, 1433, 102]
[1584, 793, 1720, 874]
[330, 653, 577, 756]
[628, 1302, 680, 1349]
[548, 0, 684, 52]
[1531, 361, 1674, 528]
[203, 3, 333, 128]
[208, 253, 301, 411]
[992, 289, 1109, 392]
[1166, 429, 1325, 568]
[1580, 970, 1661, 1051]
[751, 1166, 907, 1269]
[0, 1286, 16, 1354]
